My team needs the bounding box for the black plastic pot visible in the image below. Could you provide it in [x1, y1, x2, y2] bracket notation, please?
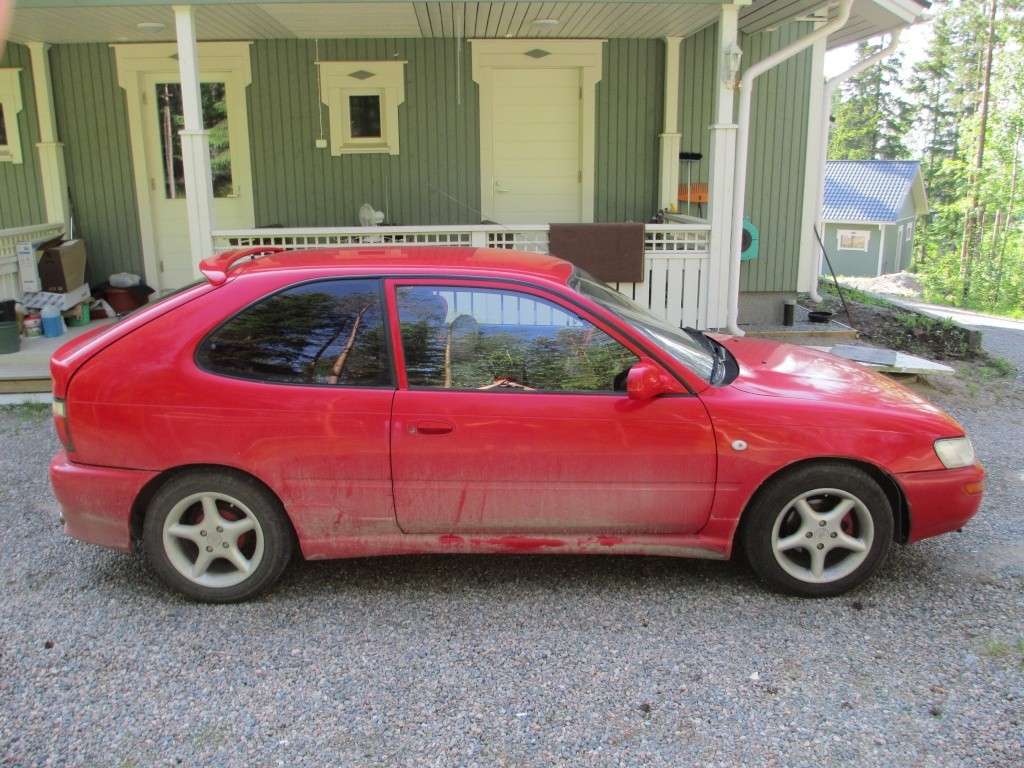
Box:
[808, 310, 833, 324]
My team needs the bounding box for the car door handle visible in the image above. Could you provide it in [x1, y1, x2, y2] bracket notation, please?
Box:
[409, 421, 454, 436]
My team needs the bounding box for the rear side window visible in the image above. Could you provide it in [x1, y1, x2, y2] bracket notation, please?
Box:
[197, 278, 391, 386]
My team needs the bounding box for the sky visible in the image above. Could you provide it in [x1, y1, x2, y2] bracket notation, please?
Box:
[824, 20, 935, 156]
[824, 19, 933, 80]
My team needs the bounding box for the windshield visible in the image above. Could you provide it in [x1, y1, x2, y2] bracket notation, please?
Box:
[568, 268, 717, 383]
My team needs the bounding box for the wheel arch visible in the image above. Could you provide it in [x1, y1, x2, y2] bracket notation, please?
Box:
[734, 457, 909, 550]
[129, 463, 297, 545]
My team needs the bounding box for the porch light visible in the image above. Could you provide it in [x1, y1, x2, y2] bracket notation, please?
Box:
[723, 42, 743, 88]
[136, 22, 166, 33]
[532, 19, 561, 27]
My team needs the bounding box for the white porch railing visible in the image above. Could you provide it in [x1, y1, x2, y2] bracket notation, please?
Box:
[0, 223, 65, 301]
[212, 223, 715, 329]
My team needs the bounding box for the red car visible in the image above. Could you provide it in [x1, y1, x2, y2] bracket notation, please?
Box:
[50, 247, 984, 602]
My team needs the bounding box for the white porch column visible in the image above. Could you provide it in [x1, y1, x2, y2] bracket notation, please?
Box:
[802, 29, 903, 300]
[797, 36, 827, 298]
[704, 4, 740, 329]
[26, 43, 69, 228]
[173, 5, 215, 276]
[658, 36, 682, 211]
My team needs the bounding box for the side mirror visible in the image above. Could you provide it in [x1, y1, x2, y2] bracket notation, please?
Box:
[627, 361, 673, 401]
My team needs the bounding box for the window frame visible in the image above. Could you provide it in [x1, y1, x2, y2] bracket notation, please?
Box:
[193, 276, 397, 389]
[343, 89, 385, 144]
[0, 68, 24, 164]
[385, 277, 656, 397]
[318, 61, 406, 156]
[837, 229, 870, 252]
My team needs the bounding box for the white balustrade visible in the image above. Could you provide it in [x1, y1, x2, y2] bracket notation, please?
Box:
[212, 223, 715, 329]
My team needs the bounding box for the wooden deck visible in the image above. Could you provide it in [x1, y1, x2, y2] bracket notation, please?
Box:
[0, 319, 114, 396]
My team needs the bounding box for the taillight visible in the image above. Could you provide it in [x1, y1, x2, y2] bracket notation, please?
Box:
[52, 396, 74, 452]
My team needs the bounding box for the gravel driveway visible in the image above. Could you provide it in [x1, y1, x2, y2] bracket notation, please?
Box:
[2, 354, 1023, 765]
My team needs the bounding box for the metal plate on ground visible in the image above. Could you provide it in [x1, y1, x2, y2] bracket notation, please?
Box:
[829, 344, 955, 376]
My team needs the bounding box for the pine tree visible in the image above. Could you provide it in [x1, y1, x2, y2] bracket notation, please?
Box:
[907, 13, 961, 202]
[958, 0, 999, 301]
[828, 41, 912, 160]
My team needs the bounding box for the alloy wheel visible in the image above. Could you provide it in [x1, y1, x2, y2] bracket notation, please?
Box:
[161, 492, 265, 588]
[770, 488, 874, 584]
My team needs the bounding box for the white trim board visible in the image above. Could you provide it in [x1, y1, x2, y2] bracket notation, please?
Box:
[876, 222, 885, 276]
[470, 39, 604, 224]
[0, 68, 24, 164]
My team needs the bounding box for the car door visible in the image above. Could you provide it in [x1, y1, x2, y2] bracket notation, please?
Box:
[387, 278, 717, 535]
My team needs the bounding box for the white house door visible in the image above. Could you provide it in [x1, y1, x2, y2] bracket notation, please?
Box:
[489, 68, 583, 224]
[140, 73, 254, 290]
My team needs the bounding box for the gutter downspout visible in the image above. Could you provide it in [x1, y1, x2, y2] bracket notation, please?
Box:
[808, 28, 903, 301]
[726, 0, 853, 336]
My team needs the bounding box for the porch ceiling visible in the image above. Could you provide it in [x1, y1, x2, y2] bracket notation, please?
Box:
[8, 1, 924, 47]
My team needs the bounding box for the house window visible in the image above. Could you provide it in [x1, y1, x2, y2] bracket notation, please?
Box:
[348, 94, 382, 138]
[837, 229, 870, 251]
[318, 61, 406, 155]
[905, 222, 913, 240]
[0, 69, 23, 164]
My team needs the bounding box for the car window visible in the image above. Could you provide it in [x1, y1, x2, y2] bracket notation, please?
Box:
[395, 285, 638, 392]
[197, 278, 391, 386]
[569, 268, 717, 384]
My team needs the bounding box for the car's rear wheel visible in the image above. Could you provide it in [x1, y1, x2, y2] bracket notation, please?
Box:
[142, 471, 293, 602]
[742, 463, 893, 597]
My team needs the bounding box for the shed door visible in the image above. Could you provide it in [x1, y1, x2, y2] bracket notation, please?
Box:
[489, 68, 583, 224]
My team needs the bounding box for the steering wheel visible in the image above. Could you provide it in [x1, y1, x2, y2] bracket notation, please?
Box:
[478, 377, 536, 391]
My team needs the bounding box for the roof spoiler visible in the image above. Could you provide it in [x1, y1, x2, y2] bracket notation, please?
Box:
[199, 246, 289, 285]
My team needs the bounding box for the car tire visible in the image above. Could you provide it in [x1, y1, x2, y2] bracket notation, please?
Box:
[142, 470, 294, 603]
[742, 463, 893, 597]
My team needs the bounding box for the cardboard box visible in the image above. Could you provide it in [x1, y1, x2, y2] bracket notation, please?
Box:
[22, 282, 92, 312]
[37, 239, 87, 293]
[15, 235, 62, 294]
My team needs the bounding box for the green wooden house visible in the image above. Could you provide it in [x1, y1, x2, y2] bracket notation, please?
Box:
[0, 0, 924, 331]
[821, 160, 928, 278]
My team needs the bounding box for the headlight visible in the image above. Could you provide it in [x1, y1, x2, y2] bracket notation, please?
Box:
[934, 437, 975, 469]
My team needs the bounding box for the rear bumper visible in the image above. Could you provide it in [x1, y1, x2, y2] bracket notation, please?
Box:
[898, 463, 985, 544]
[50, 451, 158, 552]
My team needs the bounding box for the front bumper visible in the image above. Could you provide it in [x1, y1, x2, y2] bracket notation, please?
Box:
[50, 451, 158, 552]
[898, 463, 985, 543]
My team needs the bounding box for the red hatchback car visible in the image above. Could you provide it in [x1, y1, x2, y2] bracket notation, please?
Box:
[50, 247, 984, 602]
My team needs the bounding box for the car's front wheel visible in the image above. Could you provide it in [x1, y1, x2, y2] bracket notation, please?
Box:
[142, 471, 294, 602]
[742, 463, 893, 597]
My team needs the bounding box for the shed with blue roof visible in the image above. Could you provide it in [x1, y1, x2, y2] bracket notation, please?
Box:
[820, 160, 929, 277]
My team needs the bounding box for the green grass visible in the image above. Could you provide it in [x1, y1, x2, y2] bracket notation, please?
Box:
[921, 287, 1024, 321]
[817, 278, 893, 308]
[981, 638, 1024, 669]
[960, 354, 1018, 382]
[0, 402, 51, 418]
